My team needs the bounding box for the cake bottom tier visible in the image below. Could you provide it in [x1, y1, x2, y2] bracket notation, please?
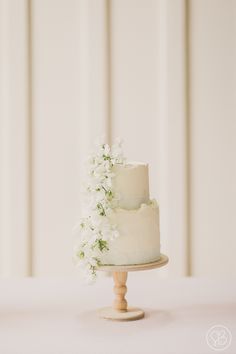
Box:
[100, 200, 160, 266]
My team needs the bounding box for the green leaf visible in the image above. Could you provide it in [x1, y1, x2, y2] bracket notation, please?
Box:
[93, 239, 109, 252]
[79, 251, 85, 259]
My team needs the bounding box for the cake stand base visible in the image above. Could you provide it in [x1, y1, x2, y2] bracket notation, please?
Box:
[98, 307, 144, 321]
[97, 254, 169, 321]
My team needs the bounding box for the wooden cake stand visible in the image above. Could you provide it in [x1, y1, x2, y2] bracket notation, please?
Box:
[97, 253, 169, 321]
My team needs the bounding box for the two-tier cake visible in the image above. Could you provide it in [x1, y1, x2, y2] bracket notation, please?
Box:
[74, 139, 161, 280]
[100, 163, 160, 265]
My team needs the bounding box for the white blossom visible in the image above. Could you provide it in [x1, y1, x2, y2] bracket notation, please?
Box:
[73, 138, 125, 281]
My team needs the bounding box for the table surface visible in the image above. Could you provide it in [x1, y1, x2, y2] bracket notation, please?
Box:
[0, 274, 235, 354]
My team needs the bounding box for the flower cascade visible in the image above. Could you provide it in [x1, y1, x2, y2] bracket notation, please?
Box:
[73, 139, 125, 281]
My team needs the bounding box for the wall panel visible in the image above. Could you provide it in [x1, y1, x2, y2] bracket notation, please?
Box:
[157, 0, 189, 276]
[0, 0, 31, 276]
[189, 0, 236, 276]
[31, 0, 81, 275]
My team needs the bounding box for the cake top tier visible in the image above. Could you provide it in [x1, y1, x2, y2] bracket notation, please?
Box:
[112, 162, 149, 209]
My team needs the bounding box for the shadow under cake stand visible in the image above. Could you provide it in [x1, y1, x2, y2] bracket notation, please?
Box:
[97, 253, 169, 321]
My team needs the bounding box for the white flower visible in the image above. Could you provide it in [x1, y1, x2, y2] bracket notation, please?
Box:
[73, 138, 125, 281]
[103, 143, 110, 156]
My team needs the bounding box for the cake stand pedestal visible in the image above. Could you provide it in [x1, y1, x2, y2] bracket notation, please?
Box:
[97, 253, 168, 321]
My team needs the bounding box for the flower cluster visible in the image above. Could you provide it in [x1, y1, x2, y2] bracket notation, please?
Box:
[73, 138, 125, 282]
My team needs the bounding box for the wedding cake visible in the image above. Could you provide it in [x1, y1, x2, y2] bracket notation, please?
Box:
[100, 163, 160, 265]
[74, 139, 160, 280]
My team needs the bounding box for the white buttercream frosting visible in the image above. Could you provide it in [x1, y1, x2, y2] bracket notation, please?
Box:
[112, 162, 149, 209]
[100, 199, 160, 265]
[102, 162, 161, 266]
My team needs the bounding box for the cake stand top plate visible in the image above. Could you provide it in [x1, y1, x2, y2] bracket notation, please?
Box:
[97, 253, 168, 272]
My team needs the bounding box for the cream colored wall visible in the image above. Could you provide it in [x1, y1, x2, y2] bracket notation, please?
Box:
[0, 0, 235, 277]
[189, 0, 236, 276]
[31, 0, 81, 276]
[0, 0, 31, 276]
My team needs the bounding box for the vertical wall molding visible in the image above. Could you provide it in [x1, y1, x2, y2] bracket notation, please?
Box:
[0, 0, 31, 276]
[78, 0, 111, 149]
[0, 0, 11, 276]
[185, 0, 191, 276]
[106, 0, 112, 145]
[27, 0, 33, 276]
[157, 0, 189, 276]
[77, 0, 112, 207]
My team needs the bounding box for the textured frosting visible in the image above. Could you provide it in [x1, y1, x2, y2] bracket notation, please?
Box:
[112, 162, 149, 209]
[100, 200, 160, 265]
